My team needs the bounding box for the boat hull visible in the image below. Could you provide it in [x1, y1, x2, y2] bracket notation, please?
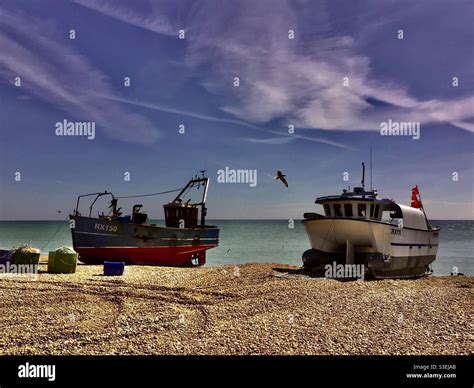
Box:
[70, 216, 219, 266]
[302, 217, 440, 279]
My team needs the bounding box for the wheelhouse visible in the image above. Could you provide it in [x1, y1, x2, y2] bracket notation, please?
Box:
[316, 189, 430, 229]
[164, 174, 210, 229]
[316, 186, 390, 221]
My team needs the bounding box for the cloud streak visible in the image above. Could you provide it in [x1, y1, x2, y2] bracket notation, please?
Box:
[0, 4, 353, 151]
[72, 0, 176, 36]
[241, 137, 294, 145]
[0, 9, 160, 144]
[101, 94, 355, 149]
[186, 1, 474, 133]
[3, 0, 472, 153]
[74, 0, 474, 134]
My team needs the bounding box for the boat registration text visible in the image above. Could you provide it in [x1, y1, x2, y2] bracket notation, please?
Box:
[95, 223, 118, 233]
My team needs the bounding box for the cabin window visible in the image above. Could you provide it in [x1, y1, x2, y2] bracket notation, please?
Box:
[382, 210, 393, 223]
[369, 204, 374, 218]
[334, 204, 342, 217]
[358, 204, 367, 217]
[323, 204, 331, 217]
[344, 204, 353, 217]
[374, 204, 380, 219]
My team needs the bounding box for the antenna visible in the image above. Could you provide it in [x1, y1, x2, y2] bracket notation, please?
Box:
[370, 144, 373, 191]
[361, 162, 365, 188]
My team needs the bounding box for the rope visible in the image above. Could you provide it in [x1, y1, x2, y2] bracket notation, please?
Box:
[40, 216, 69, 251]
[320, 218, 335, 251]
[116, 187, 183, 199]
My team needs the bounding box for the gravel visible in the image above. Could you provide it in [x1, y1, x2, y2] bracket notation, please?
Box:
[0, 261, 471, 355]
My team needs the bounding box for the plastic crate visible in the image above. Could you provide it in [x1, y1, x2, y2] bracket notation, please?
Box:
[104, 261, 125, 276]
[48, 251, 78, 274]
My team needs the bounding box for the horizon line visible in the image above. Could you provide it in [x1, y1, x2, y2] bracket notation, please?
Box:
[1, 219, 473, 222]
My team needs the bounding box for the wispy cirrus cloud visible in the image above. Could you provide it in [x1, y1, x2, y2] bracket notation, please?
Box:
[184, 1, 474, 133]
[0, 4, 353, 151]
[72, 0, 176, 35]
[73, 0, 474, 134]
[241, 134, 356, 150]
[0, 9, 159, 144]
[100, 94, 355, 149]
[241, 137, 294, 145]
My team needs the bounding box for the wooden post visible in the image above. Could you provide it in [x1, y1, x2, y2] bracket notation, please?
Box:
[346, 240, 354, 265]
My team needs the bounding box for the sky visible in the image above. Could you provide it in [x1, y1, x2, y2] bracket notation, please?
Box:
[0, 0, 473, 220]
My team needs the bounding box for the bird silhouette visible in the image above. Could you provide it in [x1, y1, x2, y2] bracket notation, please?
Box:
[275, 171, 288, 187]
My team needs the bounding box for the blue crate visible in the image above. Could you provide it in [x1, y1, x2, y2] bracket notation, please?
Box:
[103, 261, 125, 276]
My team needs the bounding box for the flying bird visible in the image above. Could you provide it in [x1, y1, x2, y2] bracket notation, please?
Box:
[275, 171, 288, 187]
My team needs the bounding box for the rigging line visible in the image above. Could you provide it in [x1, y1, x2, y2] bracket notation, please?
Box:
[116, 188, 184, 199]
[320, 218, 335, 252]
[40, 216, 69, 251]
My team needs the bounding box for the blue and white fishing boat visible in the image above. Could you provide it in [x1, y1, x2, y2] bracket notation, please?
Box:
[302, 163, 440, 278]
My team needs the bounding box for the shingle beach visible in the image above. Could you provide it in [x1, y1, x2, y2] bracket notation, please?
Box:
[0, 262, 471, 355]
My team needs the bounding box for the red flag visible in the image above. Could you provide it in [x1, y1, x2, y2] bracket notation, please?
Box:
[411, 186, 423, 209]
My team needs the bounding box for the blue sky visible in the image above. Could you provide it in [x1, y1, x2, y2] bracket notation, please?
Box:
[0, 0, 473, 220]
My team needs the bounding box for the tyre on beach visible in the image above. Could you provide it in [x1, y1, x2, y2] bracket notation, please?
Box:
[302, 249, 316, 269]
[302, 249, 327, 275]
[302, 248, 330, 269]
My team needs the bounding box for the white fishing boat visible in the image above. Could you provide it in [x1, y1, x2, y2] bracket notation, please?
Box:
[302, 163, 440, 279]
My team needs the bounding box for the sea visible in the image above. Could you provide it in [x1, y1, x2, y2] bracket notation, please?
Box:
[0, 220, 472, 275]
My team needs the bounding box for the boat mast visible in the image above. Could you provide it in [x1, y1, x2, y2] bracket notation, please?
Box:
[370, 144, 373, 191]
[201, 170, 209, 228]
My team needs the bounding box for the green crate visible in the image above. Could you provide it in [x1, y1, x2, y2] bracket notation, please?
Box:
[13, 251, 40, 266]
[48, 251, 78, 274]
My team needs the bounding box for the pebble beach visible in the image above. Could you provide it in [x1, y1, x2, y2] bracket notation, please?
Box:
[0, 261, 471, 355]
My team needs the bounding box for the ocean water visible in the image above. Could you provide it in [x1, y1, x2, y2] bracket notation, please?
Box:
[0, 220, 472, 275]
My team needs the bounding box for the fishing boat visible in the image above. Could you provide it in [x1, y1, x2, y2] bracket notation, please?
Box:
[302, 163, 440, 279]
[70, 172, 219, 266]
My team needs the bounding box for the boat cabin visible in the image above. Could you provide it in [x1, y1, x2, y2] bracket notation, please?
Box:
[164, 202, 199, 228]
[163, 174, 210, 229]
[314, 187, 429, 230]
[317, 188, 387, 221]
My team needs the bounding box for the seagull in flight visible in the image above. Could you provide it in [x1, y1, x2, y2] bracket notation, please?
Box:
[275, 171, 288, 187]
